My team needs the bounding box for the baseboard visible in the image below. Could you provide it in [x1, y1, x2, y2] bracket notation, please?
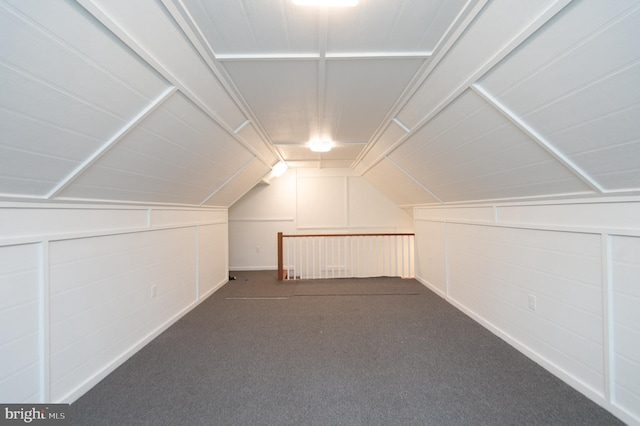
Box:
[415, 275, 446, 298]
[229, 266, 277, 271]
[60, 277, 228, 404]
[446, 295, 638, 426]
[199, 278, 227, 301]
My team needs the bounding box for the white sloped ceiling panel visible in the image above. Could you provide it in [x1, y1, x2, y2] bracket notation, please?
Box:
[355, 120, 409, 174]
[478, 0, 640, 193]
[88, 0, 247, 130]
[326, 0, 469, 53]
[389, 89, 593, 202]
[223, 60, 318, 143]
[323, 59, 424, 143]
[180, 0, 318, 55]
[58, 92, 256, 205]
[363, 159, 440, 206]
[203, 159, 271, 207]
[396, 0, 559, 131]
[0, 0, 169, 197]
[236, 122, 277, 166]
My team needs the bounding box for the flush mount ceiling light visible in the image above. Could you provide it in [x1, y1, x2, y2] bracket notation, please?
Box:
[309, 139, 333, 153]
[293, 0, 358, 6]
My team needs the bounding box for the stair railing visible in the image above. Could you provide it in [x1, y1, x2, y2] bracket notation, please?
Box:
[277, 232, 415, 281]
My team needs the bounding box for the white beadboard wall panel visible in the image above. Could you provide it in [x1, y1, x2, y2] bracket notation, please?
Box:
[149, 209, 226, 228]
[348, 177, 413, 230]
[236, 123, 277, 166]
[447, 224, 604, 392]
[0, 207, 147, 241]
[181, 0, 318, 55]
[362, 159, 439, 206]
[414, 199, 640, 424]
[0, 0, 169, 197]
[229, 169, 297, 219]
[396, 0, 558, 130]
[326, 0, 468, 53]
[203, 160, 271, 207]
[197, 224, 228, 298]
[58, 92, 254, 205]
[323, 59, 424, 143]
[222, 60, 319, 143]
[89, 0, 246, 130]
[391, 89, 590, 202]
[229, 219, 296, 271]
[229, 168, 415, 270]
[0, 204, 228, 403]
[0, 243, 40, 403]
[297, 176, 347, 229]
[414, 220, 447, 297]
[49, 227, 197, 401]
[499, 201, 640, 231]
[611, 235, 640, 420]
[414, 206, 494, 223]
[478, 1, 640, 192]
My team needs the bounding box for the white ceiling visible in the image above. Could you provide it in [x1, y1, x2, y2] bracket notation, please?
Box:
[1, 0, 639, 207]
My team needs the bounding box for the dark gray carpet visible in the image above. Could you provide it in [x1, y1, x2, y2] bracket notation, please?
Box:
[71, 271, 624, 425]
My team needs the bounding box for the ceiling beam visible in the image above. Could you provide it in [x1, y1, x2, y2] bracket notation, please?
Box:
[470, 84, 604, 193]
[199, 157, 258, 207]
[356, 0, 577, 176]
[46, 86, 178, 200]
[352, 0, 489, 169]
[75, 0, 277, 169]
[159, 0, 283, 166]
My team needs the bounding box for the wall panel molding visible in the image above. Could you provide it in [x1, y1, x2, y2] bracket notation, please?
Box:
[414, 198, 640, 425]
[0, 203, 229, 403]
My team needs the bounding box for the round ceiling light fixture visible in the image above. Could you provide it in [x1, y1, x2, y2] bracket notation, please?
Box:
[308, 139, 333, 152]
[293, 0, 358, 6]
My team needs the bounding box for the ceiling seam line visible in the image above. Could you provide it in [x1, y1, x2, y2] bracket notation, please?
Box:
[45, 86, 177, 200]
[392, 118, 411, 133]
[160, 0, 283, 165]
[356, 0, 576, 176]
[76, 0, 275, 170]
[198, 157, 259, 207]
[217, 54, 320, 60]
[0, 193, 47, 201]
[470, 84, 604, 193]
[234, 120, 251, 134]
[385, 156, 444, 204]
[352, 0, 489, 168]
[318, 8, 329, 141]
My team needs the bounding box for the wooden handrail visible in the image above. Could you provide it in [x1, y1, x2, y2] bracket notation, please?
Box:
[281, 233, 414, 238]
[277, 232, 415, 281]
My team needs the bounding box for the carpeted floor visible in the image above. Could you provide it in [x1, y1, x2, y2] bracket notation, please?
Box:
[70, 271, 624, 425]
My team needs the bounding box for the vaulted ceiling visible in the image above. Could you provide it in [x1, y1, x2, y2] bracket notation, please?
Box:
[1, 0, 639, 207]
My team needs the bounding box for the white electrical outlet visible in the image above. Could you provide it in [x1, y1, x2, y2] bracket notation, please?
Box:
[528, 294, 536, 311]
[151, 284, 157, 299]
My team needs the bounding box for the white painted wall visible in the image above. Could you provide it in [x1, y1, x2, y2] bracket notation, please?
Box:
[0, 203, 228, 403]
[414, 197, 640, 425]
[229, 168, 414, 270]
